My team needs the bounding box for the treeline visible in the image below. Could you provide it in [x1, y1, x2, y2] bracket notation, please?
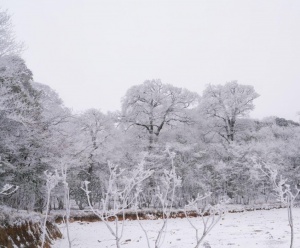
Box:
[1, 9, 300, 212]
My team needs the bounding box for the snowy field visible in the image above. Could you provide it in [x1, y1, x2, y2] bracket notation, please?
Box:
[54, 208, 300, 248]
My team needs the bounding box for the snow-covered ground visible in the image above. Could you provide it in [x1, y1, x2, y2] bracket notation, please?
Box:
[54, 208, 300, 248]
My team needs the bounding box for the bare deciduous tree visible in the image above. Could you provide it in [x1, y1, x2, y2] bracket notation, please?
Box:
[200, 81, 259, 142]
[184, 194, 226, 248]
[258, 162, 300, 248]
[133, 148, 181, 248]
[121, 79, 198, 149]
[82, 161, 152, 248]
[0, 9, 23, 57]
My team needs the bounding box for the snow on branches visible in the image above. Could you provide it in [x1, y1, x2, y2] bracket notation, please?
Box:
[81, 160, 152, 248]
[257, 162, 300, 248]
[0, 183, 18, 196]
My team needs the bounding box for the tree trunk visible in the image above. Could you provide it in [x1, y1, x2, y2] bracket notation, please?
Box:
[288, 195, 294, 248]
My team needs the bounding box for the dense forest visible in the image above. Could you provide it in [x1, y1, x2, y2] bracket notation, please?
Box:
[1, 8, 300, 215]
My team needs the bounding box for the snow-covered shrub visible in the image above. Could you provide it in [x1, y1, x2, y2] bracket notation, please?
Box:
[258, 162, 300, 248]
[82, 161, 152, 248]
[184, 194, 227, 248]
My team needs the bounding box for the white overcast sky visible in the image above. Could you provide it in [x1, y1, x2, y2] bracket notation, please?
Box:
[1, 0, 300, 120]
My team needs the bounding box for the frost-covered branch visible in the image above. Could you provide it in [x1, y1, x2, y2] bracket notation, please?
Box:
[81, 161, 152, 248]
[184, 195, 227, 248]
[0, 183, 18, 195]
[41, 167, 73, 248]
[41, 170, 61, 248]
[258, 162, 299, 248]
[133, 148, 181, 248]
[154, 148, 181, 248]
[59, 164, 72, 248]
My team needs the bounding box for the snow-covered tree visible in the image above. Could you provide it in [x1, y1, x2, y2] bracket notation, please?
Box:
[0, 55, 47, 210]
[259, 162, 300, 248]
[69, 109, 115, 208]
[121, 79, 198, 149]
[199, 81, 259, 142]
[0, 9, 23, 56]
[82, 161, 152, 248]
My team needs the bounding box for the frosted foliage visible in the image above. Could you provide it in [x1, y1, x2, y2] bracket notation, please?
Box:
[0, 10, 23, 56]
[201, 81, 259, 119]
[121, 79, 199, 147]
[200, 81, 259, 142]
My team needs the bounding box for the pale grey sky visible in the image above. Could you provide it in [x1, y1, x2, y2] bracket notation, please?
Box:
[1, 0, 300, 120]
